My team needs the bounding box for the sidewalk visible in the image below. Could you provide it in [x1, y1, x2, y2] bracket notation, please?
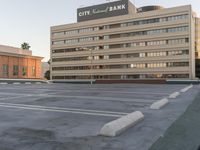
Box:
[150, 92, 200, 150]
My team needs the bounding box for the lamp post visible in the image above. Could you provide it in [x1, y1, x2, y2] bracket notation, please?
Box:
[83, 47, 93, 85]
[90, 48, 93, 85]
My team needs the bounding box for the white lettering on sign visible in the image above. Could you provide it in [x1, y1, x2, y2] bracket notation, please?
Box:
[79, 11, 90, 17]
[78, 3, 127, 17]
[93, 7, 109, 14]
[109, 4, 126, 12]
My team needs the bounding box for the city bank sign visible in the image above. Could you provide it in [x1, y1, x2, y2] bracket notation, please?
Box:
[77, 0, 129, 22]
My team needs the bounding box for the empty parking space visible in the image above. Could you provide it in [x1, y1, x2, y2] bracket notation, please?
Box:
[0, 84, 195, 118]
[0, 84, 181, 113]
[0, 83, 199, 150]
[0, 83, 192, 119]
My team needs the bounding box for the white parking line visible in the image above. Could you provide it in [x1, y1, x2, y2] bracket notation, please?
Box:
[0, 87, 170, 95]
[0, 102, 127, 117]
[39, 89, 168, 95]
[0, 92, 31, 96]
[0, 95, 32, 101]
[0, 91, 156, 104]
[46, 95, 156, 103]
[77, 90, 169, 95]
[46, 90, 169, 96]
[0, 102, 128, 115]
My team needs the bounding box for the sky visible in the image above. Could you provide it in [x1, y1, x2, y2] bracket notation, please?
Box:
[0, 0, 199, 62]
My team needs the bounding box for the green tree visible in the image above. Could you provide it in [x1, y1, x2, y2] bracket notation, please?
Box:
[44, 59, 51, 80]
[44, 70, 50, 80]
[21, 42, 31, 50]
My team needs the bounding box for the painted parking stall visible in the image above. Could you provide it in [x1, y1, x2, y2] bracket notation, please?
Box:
[0, 83, 198, 150]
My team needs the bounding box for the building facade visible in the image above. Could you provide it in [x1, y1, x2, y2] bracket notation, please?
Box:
[0, 45, 43, 79]
[51, 0, 200, 80]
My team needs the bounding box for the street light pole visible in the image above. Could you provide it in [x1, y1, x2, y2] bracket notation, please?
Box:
[83, 47, 93, 85]
[90, 48, 93, 85]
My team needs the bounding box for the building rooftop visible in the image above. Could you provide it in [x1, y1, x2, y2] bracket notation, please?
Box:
[0, 44, 32, 56]
[0, 44, 43, 59]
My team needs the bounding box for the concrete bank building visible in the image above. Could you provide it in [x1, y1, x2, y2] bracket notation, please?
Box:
[50, 0, 200, 81]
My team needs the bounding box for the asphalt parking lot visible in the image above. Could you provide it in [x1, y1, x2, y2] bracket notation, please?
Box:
[0, 83, 199, 150]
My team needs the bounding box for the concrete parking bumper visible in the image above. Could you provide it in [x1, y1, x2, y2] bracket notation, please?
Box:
[99, 111, 144, 137]
[169, 92, 180, 99]
[180, 85, 193, 93]
[150, 98, 169, 110]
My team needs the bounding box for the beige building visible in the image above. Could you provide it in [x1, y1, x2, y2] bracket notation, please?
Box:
[50, 0, 200, 81]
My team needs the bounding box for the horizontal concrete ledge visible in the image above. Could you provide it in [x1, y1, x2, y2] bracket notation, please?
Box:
[0, 82, 8, 85]
[0, 82, 48, 85]
[25, 82, 31, 85]
[52, 79, 95, 84]
[169, 92, 180, 99]
[150, 98, 169, 110]
[0, 79, 48, 84]
[180, 85, 193, 93]
[99, 111, 144, 137]
[35, 82, 42, 84]
[166, 79, 199, 84]
[13, 82, 21, 85]
[53, 79, 166, 84]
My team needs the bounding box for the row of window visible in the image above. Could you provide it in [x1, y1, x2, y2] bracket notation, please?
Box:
[52, 38, 189, 54]
[93, 50, 189, 60]
[52, 56, 88, 62]
[121, 26, 188, 37]
[114, 50, 189, 59]
[122, 14, 189, 27]
[52, 26, 188, 45]
[52, 62, 189, 71]
[52, 73, 189, 80]
[52, 49, 189, 62]
[2, 65, 36, 77]
[52, 14, 188, 36]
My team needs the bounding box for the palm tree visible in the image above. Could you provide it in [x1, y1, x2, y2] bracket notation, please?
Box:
[21, 42, 31, 50]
